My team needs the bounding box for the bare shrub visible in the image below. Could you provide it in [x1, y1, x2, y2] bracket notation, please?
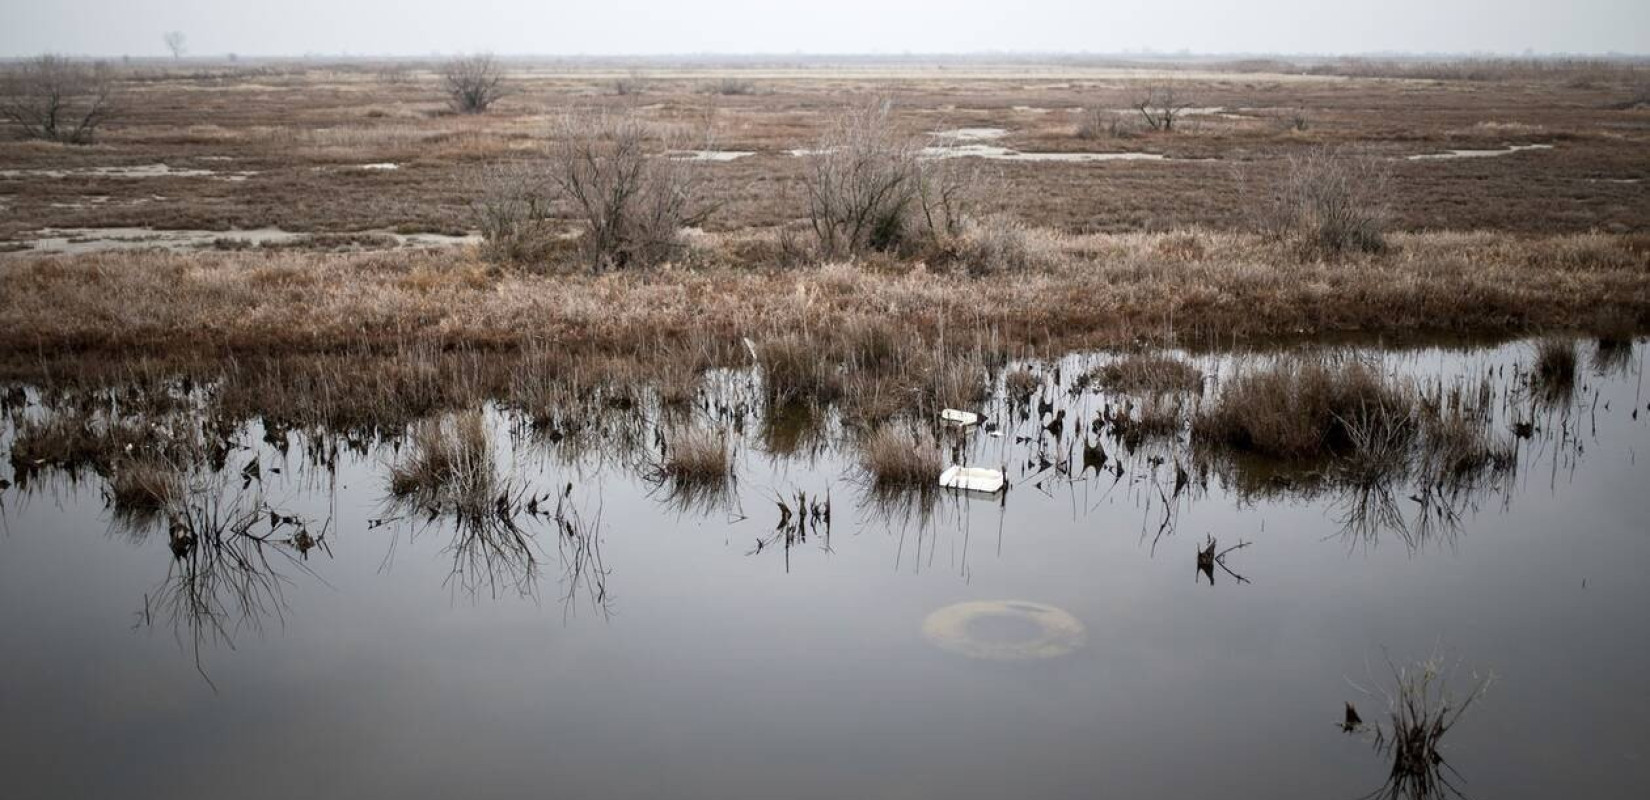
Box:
[441, 54, 507, 114]
[801, 101, 991, 260]
[801, 102, 923, 258]
[944, 216, 1062, 276]
[548, 113, 708, 270]
[1075, 108, 1137, 140]
[471, 161, 559, 265]
[1, 55, 119, 144]
[1258, 146, 1391, 257]
[1134, 84, 1192, 131]
[610, 71, 649, 96]
[704, 77, 757, 96]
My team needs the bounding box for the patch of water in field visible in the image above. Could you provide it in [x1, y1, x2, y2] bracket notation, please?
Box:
[920, 143, 1183, 162]
[667, 150, 756, 161]
[3, 227, 479, 254]
[0, 163, 259, 180]
[1, 339, 1647, 799]
[1408, 143, 1554, 160]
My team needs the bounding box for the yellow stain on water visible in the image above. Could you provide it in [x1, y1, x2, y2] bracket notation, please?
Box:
[921, 600, 1086, 661]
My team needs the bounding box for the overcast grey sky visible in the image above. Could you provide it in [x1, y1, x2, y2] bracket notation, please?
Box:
[2, 0, 1647, 58]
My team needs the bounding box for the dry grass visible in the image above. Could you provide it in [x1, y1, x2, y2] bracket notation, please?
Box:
[1531, 337, 1578, 402]
[658, 427, 732, 483]
[0, 231, 1644, 380]
[858, 424, 941, 488]
[388, 411, 498, 516]
[108, 457, 184, 516]
[1193, 357, 1416, 460]
[1082, 353, 1204, 395]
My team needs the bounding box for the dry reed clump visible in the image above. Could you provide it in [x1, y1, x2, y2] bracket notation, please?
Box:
[388, 411, 497, 515]
[858, 424, 942, 488]
[8, 412, 163, 474]
[1530, 337, 1577, 400]
[1258, 145, 1391, 258]
[1083, 354, 1205, 395]
[108, 457, 184, 516]
[1193, 357, 1416, 461]
[938, 217, 1064, 276]
[655, 427, 733, 486]
[1419, 405, 1517, 487]
[759, 336, 841, 405]
[1004, 368, 1040, 401]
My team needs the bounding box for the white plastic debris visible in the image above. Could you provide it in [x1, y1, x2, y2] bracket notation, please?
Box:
[939, 466, 1006, 493]
[940, 408, 981, 426]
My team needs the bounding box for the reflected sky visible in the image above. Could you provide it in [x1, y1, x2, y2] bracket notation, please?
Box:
[1, 339, 1647, 799]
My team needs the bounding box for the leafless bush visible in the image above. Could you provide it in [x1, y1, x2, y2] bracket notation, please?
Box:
[703, 77, 756, 95]
[471, 161, 559, 265]
[376, 63, 413, 86]
[549, 113, 708, 270]
[1075, 108, 1137, 140]
[1257, 146, 1391, 256]
[945, 216, 1062, 276]
[610, 71, 649, 96]
[801, 101, 991, 259]
[441, 54, 507, 114]
[1134, 84, 1192, 131]
[1, 55, 119, 144]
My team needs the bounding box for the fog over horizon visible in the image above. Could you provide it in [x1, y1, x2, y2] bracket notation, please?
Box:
[2, 0, 1647, 58]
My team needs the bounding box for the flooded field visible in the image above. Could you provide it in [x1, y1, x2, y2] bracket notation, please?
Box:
[2, 337, 1646, 799]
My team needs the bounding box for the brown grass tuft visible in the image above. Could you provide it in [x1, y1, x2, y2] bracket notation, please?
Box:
[859, 424, 941, 487]
[1194, 358, 1415, 460]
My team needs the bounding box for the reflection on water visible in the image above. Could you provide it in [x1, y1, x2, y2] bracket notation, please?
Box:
[1, 338, 1647, 799]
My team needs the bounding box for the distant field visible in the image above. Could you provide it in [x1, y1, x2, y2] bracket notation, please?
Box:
[1, 59, 1646, 242]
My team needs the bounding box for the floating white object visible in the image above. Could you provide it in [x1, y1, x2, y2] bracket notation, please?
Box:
[939, 466, 1005, 493]
[940, 408, 980, 426]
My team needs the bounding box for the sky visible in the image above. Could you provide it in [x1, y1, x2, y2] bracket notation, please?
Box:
[2, 0, 1647, 58]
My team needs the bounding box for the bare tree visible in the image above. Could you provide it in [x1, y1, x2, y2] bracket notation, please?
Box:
[1, 55, 119, 144]
[163, 31, 187, 60]
[1134, 84, 1192, 131]
[441, 54, 507, 114]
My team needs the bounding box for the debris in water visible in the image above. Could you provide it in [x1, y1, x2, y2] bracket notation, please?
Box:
[939, 465, 1006, 493]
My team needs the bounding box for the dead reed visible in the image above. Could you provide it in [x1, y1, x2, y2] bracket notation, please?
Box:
[1083, 353, 1205, 395]
[1193, 357, 1415, 460]
[858, 424, 941, 488]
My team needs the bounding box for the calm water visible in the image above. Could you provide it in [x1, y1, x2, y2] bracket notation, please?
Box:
[2, 340, 1647, 799]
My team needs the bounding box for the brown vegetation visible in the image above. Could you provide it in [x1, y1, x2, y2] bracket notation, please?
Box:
[858, 424, 941, 488]
[1, 55, 118, 144]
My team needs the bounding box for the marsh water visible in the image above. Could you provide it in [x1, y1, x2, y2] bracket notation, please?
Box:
[2, 339, 1648, 799]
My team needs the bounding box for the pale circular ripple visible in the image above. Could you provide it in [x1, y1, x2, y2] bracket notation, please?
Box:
[921, 600, 1086, 661]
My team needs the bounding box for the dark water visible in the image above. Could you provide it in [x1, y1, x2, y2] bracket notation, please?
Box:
[2, 340, 1647, 799]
